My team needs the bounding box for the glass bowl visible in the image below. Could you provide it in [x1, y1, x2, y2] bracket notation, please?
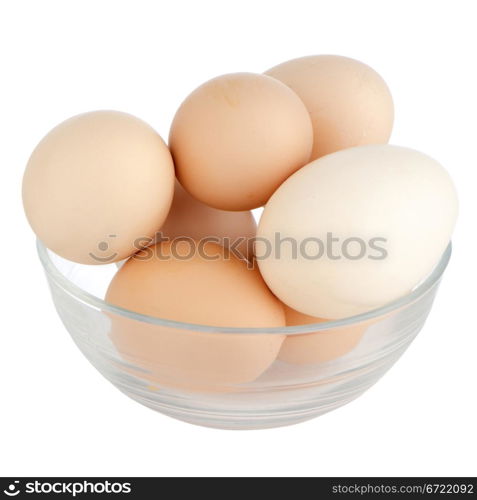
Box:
[37, 240, 451, 430]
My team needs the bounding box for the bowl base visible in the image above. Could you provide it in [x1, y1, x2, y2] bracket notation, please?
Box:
[122, 389, 363, 430]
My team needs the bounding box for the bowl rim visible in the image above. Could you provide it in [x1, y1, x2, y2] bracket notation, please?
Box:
[37, 239, 451, 335]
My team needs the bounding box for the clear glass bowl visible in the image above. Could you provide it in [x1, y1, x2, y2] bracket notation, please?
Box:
[37, 240, 451, 430]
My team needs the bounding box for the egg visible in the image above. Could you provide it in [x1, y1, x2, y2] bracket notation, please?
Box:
[169, 72, 313, 210]
[105, 241, 285, 391]
[22, 111, 174, 264]
[265, 55, 394, 160]
[278, 306, 367, 365]
[158, 180, 256, 261]
[256, 145, 458, 319]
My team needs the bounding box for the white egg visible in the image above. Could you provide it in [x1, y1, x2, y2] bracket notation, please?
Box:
[256, 145, 458, 319]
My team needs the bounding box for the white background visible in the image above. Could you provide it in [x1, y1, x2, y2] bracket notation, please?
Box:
[1, 0, 476, 477]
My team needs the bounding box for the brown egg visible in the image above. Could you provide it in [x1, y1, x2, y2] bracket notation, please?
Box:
[169, 73, 313, 210]
[22, 110, 174, 264]
[266, 55, 394, 160]
[158, 180, 256, 261]
[106, 241, 285, 391]
[278, 306, 367, 365]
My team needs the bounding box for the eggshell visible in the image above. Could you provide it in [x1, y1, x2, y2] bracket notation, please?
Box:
[266, 55, 394, 160]
[278, 306, 367, 365]
[158, 180, 256, 261]
[169, 73, 313, 210]
[257, 145, 458, 319]
[22, 111, 174, 264]
[105, 241, 285, 391]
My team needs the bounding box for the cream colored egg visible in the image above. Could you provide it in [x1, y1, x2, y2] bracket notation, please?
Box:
[22, 111, 174, 264]
[266, 55, 394, 160]
[106, 241, 285, 391]
[257, 145, 458, 319]
[169, 73, 313, 210]
[158, 180, 256, 261]
[278, 306, 367, 365]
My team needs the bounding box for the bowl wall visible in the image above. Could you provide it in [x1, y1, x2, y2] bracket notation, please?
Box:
[40, 243, 449, 429]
